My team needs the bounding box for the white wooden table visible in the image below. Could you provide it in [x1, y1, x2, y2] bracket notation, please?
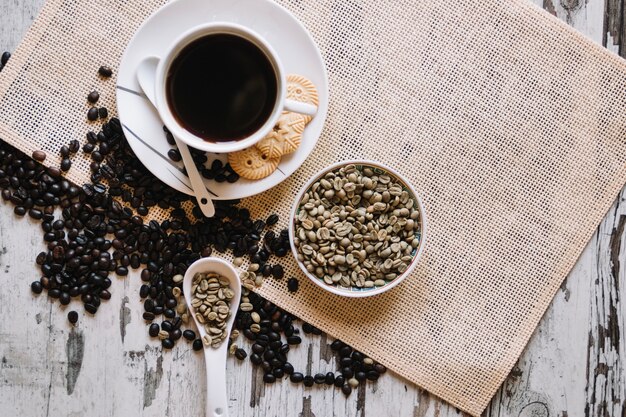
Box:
[0, 1, 625, 416]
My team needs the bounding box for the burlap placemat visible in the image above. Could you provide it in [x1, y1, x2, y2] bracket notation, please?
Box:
[2, 0, 626, 415]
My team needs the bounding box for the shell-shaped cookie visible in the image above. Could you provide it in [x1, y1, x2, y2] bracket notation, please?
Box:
[286, 74, 318, 124]
[228, 146, 281, 180]
[256, 112, 307, 158]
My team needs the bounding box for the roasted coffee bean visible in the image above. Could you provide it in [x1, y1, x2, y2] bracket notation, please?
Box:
[60, 158, 72, 172]
[325, 372, 335, 385]
[303, 375, 314, 387]
[167, 149, 182, 162]
[98, 107, 108, 119]
[170, 329, 182, 341]
[85, 304, 98, 314]
[143, 312, 155, 321]
[83, 143, 95, 153]
[263, 373, 276, 384]
[87, 91, 100, 104]
[235, 348, 247, 360]
[67, 310, 79, 324]
[60, 145, 70, 157]
[98, 66, 113, 78]
[1, 52, 10, 65]
[14, 206, 26, 216]
[32, 150, 46, 162]
[341, 383, 352, 396]
[287, 278, 299, 292]
[355, 371, 367, 381]
[87, 107, 99, 121]
[339, 346, 352, 358]
[366, 370, 379, 381]
[373, 364, 386, 374]
[183, 330, 196, 341]
[192, 339, 203, 351]
[252, 343, 265, 354]
[139, 284, 149, 298]
[86, 131, 98, 143]
[28, 209, 43, 220]
[148, 323, 160, 337]
[271, 264, 284, 279]
[314, 373, 326, 384]
[31, 281, 43, 294]
[290, 372, 304, 383]
[162, 338, 174, 349]
[247, 353, 260, 365]
[302, 322, 314, 334]
[266, 214, 279, 226]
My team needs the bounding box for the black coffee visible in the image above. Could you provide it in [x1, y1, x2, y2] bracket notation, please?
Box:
[166, 34, 277, 142]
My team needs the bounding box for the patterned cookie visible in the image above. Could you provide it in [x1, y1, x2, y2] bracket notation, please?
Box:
[256, 112, 308, 159]
[228, 146, 281, 180]
[287, 75, 318, 123]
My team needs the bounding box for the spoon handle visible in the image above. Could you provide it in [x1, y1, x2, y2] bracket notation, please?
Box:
[203, 345, 229, 417]
[174, 138, 215, 217]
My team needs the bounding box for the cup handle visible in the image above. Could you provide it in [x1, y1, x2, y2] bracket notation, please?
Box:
[284, 99, 317, 117]
[136, 56, 161, 106]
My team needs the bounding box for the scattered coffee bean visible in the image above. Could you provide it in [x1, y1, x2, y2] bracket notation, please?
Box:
[31, 281, 43, 294]
[287, 277, 299, 292]
[60, 158, 72, 172]
[67, 310, 79, 324]
[87, 107, 99, 121]
[98, 107, 108, 119]
[192, 339, 203, 351]
[167, 149, 182, 162]
[235, 348, 247, 360]
[149, 323, 160, 337]
[68, 140, 80, 153]
[266, 214, 279, 226]
[87, 91, 100, 104]
[98, 66, 113, 78]
[32, 150, 46, 162]
[183, 330, 196, 341]
[1, 51, 10, 66]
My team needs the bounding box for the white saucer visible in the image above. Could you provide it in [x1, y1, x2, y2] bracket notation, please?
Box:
[116, 0, 328, 200]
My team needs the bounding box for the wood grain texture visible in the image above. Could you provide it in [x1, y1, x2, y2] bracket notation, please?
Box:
[0, 0, 625, 416]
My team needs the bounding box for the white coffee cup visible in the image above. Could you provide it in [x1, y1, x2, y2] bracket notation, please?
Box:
[137, 22, 317, 154]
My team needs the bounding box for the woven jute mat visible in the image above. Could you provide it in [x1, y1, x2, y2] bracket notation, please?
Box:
[2, 0, 626, 415]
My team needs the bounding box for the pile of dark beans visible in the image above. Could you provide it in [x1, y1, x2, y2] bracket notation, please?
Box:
[0, 54, 386, 395]
[234, 291, 387, 395]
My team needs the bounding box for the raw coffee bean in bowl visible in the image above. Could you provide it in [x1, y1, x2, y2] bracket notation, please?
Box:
[289, 160, 427, 298]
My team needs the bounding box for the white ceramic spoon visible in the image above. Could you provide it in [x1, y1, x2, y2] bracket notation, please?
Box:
[136, 57, 215, 217]
[182, 257, 242, 417]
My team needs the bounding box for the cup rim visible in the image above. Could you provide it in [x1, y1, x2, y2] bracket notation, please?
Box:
[289, 160, 428, 298]
[154, 21, 286, 154]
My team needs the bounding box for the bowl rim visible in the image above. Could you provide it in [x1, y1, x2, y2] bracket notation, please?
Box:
[289, 159, 427, 298]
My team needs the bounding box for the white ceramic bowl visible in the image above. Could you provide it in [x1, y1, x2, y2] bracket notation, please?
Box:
[289, 160, 427, 298]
